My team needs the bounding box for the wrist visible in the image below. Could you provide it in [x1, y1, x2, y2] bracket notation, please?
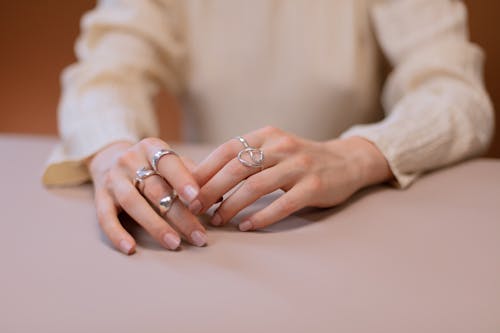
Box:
[85, 141, 134, 178]
[325, 136, 393, 188]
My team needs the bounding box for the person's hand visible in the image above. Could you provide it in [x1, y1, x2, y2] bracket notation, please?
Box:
[86, 138, 207, 255]
[189, 126, 393, 231]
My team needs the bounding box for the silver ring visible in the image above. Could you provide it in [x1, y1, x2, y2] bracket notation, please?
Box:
[134, 167, 160, 192]
[152, 149, 178, 173]
[159, 190, 178, 216]
[235, 136, 264, 168]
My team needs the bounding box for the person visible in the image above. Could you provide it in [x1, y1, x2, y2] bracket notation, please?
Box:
[43, 0, 494, 255]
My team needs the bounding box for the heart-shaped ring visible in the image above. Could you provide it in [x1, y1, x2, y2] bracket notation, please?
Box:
[237, 147, 264, 168]
[235, 136, 264, 168]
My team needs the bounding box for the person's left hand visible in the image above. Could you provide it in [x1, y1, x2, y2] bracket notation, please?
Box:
[188, 126, 392, 231]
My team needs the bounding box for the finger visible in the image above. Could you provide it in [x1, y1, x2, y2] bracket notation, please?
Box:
[111, 170, 183, 250]
[194, 151, 279, 215]
[95, 188, 136, 255]
[238, 182, 309, 231]
[182, 155, 220, 203]
[210, 164, 299, 226]
[140, 174, 208, 247]
[141, 138, 200, 205]
[180, 156, 197, 174]
[193, 129, 267, 186]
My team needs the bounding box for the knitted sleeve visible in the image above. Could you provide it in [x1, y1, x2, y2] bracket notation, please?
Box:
[341, 0, 494, 187]
[43, 0, 185, 185]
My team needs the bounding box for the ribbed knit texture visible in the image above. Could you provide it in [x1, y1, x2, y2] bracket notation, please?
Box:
[43, 0, 494, 188]
[341, 0, 494, 187]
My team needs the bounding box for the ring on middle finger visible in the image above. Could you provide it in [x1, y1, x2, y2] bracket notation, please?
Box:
[235, 136, 264, 168]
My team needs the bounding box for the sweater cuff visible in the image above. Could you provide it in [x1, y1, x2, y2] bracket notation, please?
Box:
[341, 126, 418, 189]
[42, 136, 138, 187]
[43, 86, 151, 186]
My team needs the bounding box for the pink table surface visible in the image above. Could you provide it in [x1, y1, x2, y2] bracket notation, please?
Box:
[1, 134, 499, 333]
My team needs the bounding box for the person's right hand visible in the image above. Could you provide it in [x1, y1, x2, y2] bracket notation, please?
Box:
[86, 138, 208, 255]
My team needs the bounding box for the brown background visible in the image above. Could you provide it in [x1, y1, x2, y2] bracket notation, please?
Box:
[0, 1, 498, 157]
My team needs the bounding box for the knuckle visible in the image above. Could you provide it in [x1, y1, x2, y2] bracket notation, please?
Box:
[102, 172, 114, 189]
[96, 209, 108, 227]
[243, 178, 263, 194]
[107, 166, 123, 185]
[116, 149, 137, 167]
[117, 191, 136, 208]
[277, 135, 298, 153]
[294, 153, 314, 170]
[215, 207, 230, 223]
[95, 204, 114, 228]
[140, 137, 166, 149]
[225, 161, 245, 178]
[306, 174, 324, 193]
[276, 197, 298, 215]
[220, 143, 236, 161]
[261, 125, 280, 136]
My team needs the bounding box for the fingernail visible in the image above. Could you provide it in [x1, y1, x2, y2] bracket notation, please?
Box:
[189, 199, 202, 215]
[239, 220, 253, 232]
[119, 239, 134, 254]
[190, 230, 207, 247]
[183, 184, 199, 202]
[163, 233, 181, 250]
[211, 213, 222, 226]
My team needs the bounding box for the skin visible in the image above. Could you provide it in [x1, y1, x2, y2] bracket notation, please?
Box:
[86, 137, 207, 254]
[86, 126, 393, 255]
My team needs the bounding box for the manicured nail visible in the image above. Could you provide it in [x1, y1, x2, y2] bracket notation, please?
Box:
[119, 239, 134, 254]
[183, 184, 199, 202]
[239, 220, 253, 232]
[190, 230, 207, 247]
[163, 233, 181, 250]
[211, 213, 222, 226]
[189, 199, 202, 215]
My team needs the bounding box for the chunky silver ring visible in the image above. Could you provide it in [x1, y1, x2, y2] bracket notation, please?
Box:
[152, 149, 178, 173]
[134, 167, 160, 192]
[235, 136, 264, 168]
[159, 190, 178, 216]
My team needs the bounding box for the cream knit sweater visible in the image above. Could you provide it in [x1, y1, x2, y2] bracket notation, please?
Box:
[43, 0, 494, 188]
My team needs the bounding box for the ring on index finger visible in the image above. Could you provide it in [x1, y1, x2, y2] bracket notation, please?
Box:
[235, 136, 264, 169]
[134, 167, 160, 192]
